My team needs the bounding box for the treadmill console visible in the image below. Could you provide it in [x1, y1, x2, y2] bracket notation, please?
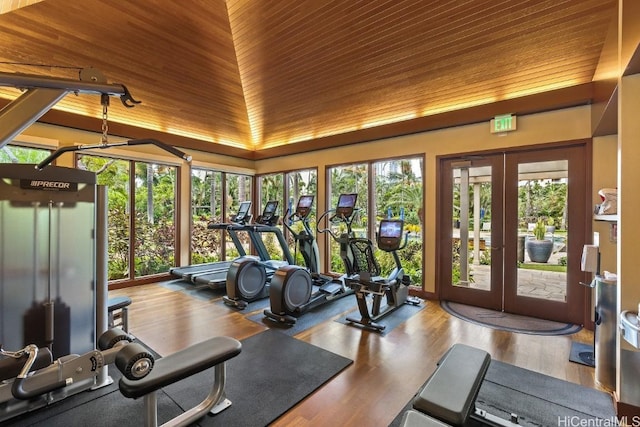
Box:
[377, 219, 404, 251]
[208, 200, 252, 229]
[335, 193, 357, 218]
[296, 195, 314, 219]
[257, 200, 279, 225]
[232, 201, 252, 224]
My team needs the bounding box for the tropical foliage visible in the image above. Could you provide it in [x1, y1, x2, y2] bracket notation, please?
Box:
[191, 169, 252, 263]
[328, 158, 423, 284]
[78, 155, 177, 280]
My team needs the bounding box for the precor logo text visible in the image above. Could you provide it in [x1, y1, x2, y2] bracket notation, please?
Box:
[29, 180, 71, 189]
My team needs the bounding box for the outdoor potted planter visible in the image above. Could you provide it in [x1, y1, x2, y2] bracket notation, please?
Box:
[525, 219, 553, 263]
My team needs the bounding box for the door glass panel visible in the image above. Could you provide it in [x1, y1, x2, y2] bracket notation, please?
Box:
[452, 164, 492, 291]
[517, 160, 567, 302]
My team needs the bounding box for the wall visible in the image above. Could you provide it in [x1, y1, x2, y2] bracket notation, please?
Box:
[592, 134, 619, 273]
[618, 72, 640, 409]
[255, 106, 593, 294]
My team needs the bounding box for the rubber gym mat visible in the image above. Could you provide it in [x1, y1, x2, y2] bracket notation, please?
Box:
[247, 293, 356, 336]
[4, 331, 353, 427]
[388, 358, 616, 427]
[569, 341, 595, 367]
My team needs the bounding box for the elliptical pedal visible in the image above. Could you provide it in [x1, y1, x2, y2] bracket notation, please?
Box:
[319, 280, 343, 296]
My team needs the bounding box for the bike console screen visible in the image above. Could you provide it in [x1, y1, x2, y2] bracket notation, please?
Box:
[378, 219, 403, 251]
[296, 195, 314, 218]
[335, 193, 357, 217]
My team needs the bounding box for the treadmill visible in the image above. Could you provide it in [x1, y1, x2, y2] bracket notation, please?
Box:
[191, 200, 292, 288]
[168, 201, 252, 281]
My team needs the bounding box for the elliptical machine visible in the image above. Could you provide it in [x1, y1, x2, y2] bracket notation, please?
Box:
[223, 200, 295, 309]
[263, 193, 360, 325]
[345, 218, 421, 332]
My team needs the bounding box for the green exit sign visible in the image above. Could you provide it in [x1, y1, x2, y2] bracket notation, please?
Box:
[490, 114, 516, 133]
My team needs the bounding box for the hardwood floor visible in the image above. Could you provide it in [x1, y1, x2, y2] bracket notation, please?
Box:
[110, 282, 602, 427]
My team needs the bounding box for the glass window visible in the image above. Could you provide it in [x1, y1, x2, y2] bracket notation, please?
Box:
[257, 173, 285, 261]
[286, 169, 318, 266]
[373, 158, 423, 284]
[76, 155, 131, 280]
[191, 169, 223, 264]
[225, 173, 252, 259]
[1, 144, 50, 164]
[134, 163, 177, 277]
[328, 163, 368, 272]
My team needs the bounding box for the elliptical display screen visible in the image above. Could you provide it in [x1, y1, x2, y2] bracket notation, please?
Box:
[378, 219, 403, 251]
[296, 195, 314, 218]
[336, 193, 357, 217]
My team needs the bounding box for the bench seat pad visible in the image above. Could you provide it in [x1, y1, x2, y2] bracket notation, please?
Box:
[401, 410, 452, 427]
[108, 296, 132, 311]
[413, 343, 490, 426]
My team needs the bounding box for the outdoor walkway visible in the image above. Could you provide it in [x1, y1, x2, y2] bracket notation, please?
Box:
[469, 264, 567, 302]
[465, 246, 568, 302]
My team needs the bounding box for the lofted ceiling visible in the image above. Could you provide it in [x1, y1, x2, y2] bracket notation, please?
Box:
[0, 0, 618, 160]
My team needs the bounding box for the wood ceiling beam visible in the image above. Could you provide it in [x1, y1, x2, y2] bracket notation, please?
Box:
[1, 82, 594, 161]
[252, 83, 595, 160]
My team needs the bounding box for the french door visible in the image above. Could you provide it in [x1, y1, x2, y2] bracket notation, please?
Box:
[439, 144, 588, 324]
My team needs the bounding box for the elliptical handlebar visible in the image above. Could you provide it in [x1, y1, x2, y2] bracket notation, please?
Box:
[316, 208, 339, 240]
[316, 207, 361, 241]
[282, 206, 312, 237]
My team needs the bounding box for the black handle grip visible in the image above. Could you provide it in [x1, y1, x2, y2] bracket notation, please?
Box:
[12, 377, 67, 400]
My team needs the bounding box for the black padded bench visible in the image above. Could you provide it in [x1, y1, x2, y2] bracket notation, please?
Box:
[108, 296, 132, 333]
[401, 343, 491, 427]
[119, 336, 242, 427]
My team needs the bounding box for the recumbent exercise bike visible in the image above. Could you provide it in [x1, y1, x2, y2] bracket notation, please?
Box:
[345, 218, 421, 332]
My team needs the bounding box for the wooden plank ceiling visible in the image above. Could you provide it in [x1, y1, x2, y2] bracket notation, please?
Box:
[0, 0, 617, 159]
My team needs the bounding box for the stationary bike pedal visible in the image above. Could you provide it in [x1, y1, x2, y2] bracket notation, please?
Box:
[408, 296, 421, 305]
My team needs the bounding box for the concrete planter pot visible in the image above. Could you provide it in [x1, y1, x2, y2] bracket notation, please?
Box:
[525, 239, 553, 263]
